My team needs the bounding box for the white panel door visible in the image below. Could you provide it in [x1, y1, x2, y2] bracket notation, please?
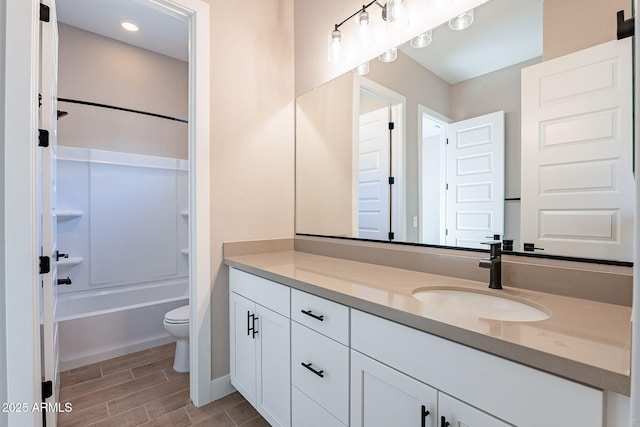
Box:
[40, 1, 60, 424]
[446, 111, 505, 248]
[358, 107, 390, 240]
[439, 393, 510, 427]
[521, 38, 633, 260]
[256, 305, 291, 427]
[229, 292, 257, 406]
[351, 350, 438, 427]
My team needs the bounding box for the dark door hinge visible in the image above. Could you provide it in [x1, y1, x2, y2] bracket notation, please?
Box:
[40, 4, 50, 22]
[446, 183, 449, 190]
[42, 380, 53, 400]
[388, 231, 395, 241]
[39, 256, 51, 274]
[39, 129, 49, 147]
[388, 176, 395, 185]
[388, 122, 395, 131]
[617, 10, 635, 39]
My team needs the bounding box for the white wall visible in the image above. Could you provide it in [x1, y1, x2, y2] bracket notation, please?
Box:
[208, 0, 295, 381]
[57, 24, 188, 159]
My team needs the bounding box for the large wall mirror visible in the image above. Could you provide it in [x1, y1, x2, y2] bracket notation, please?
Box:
[296, 0, 634, 262]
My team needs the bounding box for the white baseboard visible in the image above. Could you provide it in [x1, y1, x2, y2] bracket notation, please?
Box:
[60, 335, 175, 371]
[210, 375, 236, 402]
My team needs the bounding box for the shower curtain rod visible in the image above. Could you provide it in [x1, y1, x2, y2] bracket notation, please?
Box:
[58, 98, 188, 124]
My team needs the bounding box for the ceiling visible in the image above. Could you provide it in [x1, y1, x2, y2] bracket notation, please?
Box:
[399, 0, 543, 84]
[56, 0, 542, 82]
[56, 0, 188, 62]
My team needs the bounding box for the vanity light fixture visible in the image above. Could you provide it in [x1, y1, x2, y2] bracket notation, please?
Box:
[355, 62, 370, 76]
[357, 8, 373, 48]
[448, 9, 474, 30]
[410, 29, 432, 48]
[328, 0, 408, 63]
[120, 21, 139, 32]
[328, 26, 344, 64]
[378, 47, 398, 63]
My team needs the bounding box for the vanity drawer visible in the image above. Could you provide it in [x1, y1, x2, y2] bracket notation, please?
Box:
[292, 322, 349, 424]
[291, 289, 349, 345]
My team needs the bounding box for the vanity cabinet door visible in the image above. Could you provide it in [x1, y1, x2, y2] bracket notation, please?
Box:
[230, 292, 257, 406]
[351, 350, 438, 427]
[438, 393, 510, 427]
[256, 304, 291, 427]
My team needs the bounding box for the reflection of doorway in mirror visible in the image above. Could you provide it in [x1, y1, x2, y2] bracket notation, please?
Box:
[419, 109, 448, 245]
[356, 79, 406, 241]
[419, 108, 505, 249]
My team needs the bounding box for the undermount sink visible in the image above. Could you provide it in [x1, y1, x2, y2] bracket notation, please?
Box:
[412, 287, 550, 322]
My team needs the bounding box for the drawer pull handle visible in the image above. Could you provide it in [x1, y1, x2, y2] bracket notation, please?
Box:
[301, 309, 324, 321]
[247, 312, 258, 338]
[421, 405, 430, 427]
[440, 416, 450, 427]
[301, 362, 324, 378]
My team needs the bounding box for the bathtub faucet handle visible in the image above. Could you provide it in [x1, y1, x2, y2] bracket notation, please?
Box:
[57, 277, 72, 286]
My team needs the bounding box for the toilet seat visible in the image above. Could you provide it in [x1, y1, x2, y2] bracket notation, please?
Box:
[164, 305, 190, 324]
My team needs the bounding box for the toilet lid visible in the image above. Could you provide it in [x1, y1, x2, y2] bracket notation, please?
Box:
[165, 305, 190, 323]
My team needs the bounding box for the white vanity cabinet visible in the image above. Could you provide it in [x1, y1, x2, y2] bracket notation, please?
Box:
[291, 289, 350, 427]
[229, 268, 291, 427]
[351, 309, 604, 427]
[351, 350, 439, 427]
[351, 349, 510, 427]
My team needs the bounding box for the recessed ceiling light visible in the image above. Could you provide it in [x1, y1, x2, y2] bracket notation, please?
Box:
[120, 21, 139, 32]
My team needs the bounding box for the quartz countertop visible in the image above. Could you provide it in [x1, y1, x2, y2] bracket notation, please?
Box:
[224, 250, 631, 395]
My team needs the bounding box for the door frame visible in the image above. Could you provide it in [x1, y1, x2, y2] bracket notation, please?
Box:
[417, 105, 450, 245]
[3, 1, 211, 422]
[354, 76, 407, 241]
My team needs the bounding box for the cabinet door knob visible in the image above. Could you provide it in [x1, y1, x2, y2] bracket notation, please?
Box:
[301, 362, 324, 378]
[301, 309, 324, 321]
[421, 405, 430, 427]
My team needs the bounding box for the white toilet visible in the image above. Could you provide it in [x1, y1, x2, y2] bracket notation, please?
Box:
[163, 304, 190, 372]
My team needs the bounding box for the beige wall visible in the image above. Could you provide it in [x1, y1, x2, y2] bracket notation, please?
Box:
[451, 57, 541, 199]
[57, 24, 188, 159]
[296, 72, 354, 236]
[544, 0, 632, 60]
[208, 0, 295, 380]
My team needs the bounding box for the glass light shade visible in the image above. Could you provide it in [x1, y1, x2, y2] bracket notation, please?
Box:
[386, 0, 409, 30]
[410, 30, 432, 48]
[357, 10, 373, 48]
[120, 21, 139, 32]
[328, 29, 344, 63]
[448, 9, 474, 30]
[355, 62, 370, 76]
[378, 47, 398, 63]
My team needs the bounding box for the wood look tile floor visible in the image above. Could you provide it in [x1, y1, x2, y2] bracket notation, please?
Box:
[58, 343, 269, 427]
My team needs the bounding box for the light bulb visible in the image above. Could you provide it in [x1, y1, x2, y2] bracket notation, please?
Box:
[410, 30, 432, 48]
[328, 28, 344, 64]
[357, 10, 373, 48]
[448, 9, 474, 30]
[355, 62, 370, 76]
[378, 47, 398, 63]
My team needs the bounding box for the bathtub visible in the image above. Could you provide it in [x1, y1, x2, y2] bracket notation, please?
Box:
[57, 279, 189, 371]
